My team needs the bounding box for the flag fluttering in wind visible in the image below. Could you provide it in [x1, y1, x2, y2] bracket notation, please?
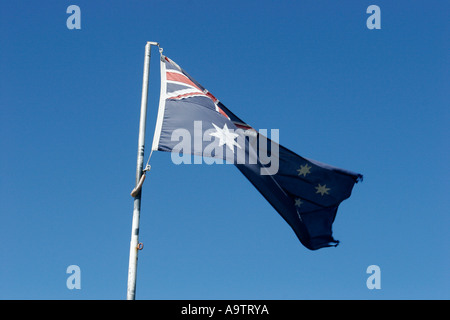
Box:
[151, 54, 362, 250]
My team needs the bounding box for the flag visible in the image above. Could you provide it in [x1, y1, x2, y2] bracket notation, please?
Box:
[151, 54, 362, 250]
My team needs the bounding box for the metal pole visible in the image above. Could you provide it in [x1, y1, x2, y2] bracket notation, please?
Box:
[127, 42, 154, 300]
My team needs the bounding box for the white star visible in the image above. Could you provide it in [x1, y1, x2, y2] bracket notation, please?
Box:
[209, 123, 242, 153]
[315, 184, 330, 196]
[297, 164, 311, 177]
[294, 198, 303, 207]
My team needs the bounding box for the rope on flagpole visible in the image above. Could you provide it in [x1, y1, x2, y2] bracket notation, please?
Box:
[140, 44, 163, 177]
[143, 150, 153, 172]
[131, 150, 152, 198]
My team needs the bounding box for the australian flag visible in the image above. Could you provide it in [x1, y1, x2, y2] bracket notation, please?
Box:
[151, 54, 363, 250]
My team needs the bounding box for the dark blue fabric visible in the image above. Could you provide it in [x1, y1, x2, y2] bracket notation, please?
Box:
[156, 56, 362, 250]
[235, 137, 362, 250]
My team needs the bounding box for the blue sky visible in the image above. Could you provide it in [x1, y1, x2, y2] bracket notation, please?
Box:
[0, 0, 448, 299]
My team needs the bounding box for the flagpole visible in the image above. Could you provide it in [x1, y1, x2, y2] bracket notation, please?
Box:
[127, 41, 157, 300]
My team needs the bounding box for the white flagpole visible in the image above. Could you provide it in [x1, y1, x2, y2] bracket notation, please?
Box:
[127, 41, 158, 300]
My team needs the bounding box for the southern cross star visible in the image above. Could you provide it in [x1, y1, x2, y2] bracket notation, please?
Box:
[297, 164, 311, 177]
[209, 123, 242, 153]
[294, 198, 303, 207]
[315, 184, 330, 196]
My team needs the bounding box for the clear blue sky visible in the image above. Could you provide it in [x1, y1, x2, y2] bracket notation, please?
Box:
[0, 0, 448, 299]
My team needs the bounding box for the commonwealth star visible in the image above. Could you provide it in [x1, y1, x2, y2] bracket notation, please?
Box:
[315, 184, 330, 196]
[209, 123, 242, 153]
